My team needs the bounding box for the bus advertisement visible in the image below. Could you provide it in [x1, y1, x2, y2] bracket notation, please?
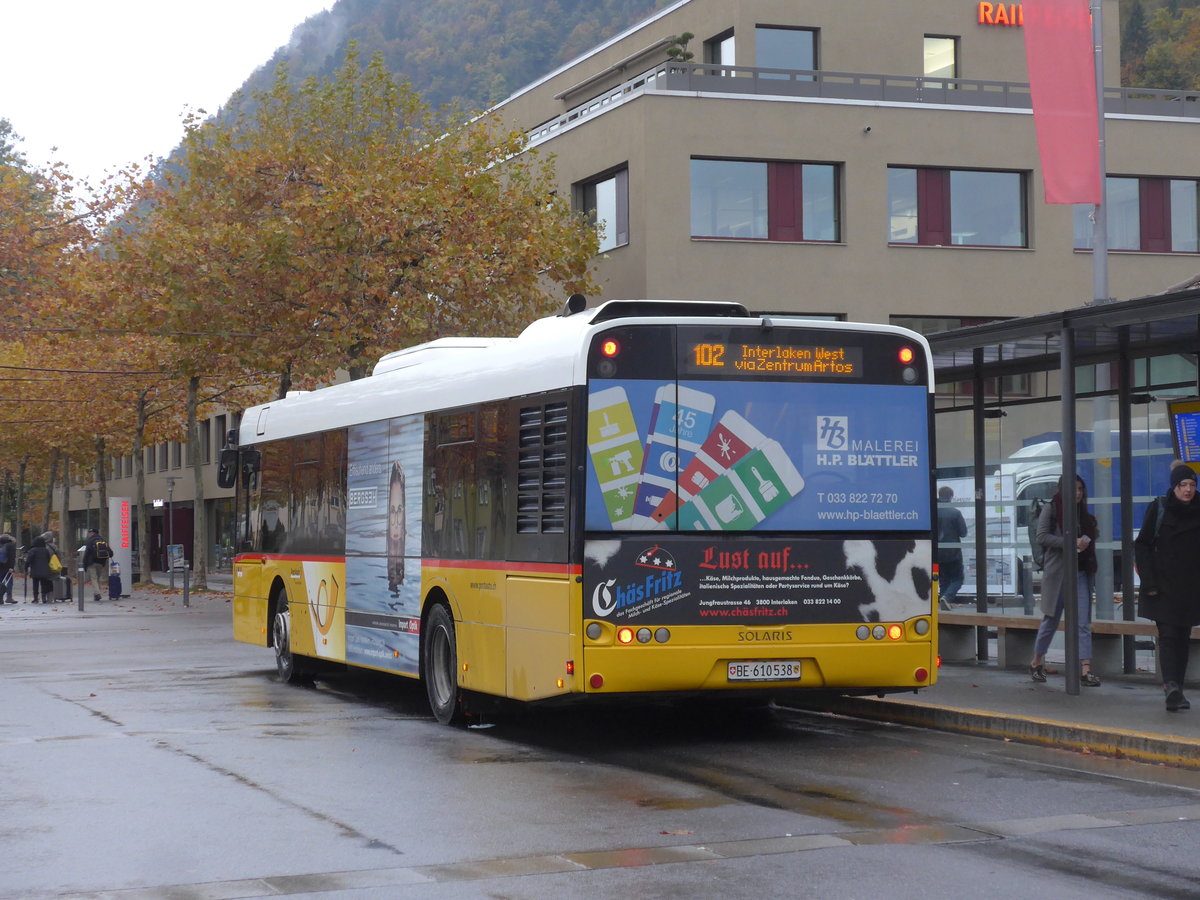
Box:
[228, 299, 938, 723]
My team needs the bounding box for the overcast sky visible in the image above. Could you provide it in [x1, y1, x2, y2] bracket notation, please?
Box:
[1, 1, 332, 186]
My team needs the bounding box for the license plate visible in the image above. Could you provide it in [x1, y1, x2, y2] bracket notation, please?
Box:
[727, 660, 802, 682]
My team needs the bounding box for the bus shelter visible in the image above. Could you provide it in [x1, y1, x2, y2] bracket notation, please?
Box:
[927, 285, 1200, 695]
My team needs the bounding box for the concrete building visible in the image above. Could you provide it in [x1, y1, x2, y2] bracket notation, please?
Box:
[492, 0, 1199, 321]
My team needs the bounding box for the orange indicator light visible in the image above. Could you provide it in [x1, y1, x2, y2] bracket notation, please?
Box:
[887, 624, 904, 640]
[617, 627, 634, 644]
[898, 346, 915, 364]
[601, 339, 620, 357]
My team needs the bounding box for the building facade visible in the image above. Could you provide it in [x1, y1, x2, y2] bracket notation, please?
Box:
[493, 0, 1198, 320]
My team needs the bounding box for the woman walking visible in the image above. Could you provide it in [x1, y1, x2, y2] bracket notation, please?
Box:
[1134, 463, 1200, 711]
[1029, 474, 1100, 686]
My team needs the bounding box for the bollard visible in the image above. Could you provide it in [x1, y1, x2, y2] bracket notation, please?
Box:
[77, 567, 85, 611]
[182, 566, 189, 607]
[1021, 555, 1035, 615]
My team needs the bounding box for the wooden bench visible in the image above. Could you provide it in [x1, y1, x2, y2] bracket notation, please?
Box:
[938, 611, 1200, 676]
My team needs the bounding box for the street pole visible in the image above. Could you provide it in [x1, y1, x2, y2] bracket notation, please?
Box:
[166, 477, 177, 590]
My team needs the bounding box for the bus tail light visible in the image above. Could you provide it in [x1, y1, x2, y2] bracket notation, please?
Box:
[590, 673, 604, 689]
[914, 667, 929, 683]
[887, 624, 903, 641]
[565, 660, 575, 675]
[617, 627, 634, 644]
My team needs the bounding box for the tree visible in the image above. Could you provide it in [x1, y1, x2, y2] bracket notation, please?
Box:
[155, 49, 597, 391]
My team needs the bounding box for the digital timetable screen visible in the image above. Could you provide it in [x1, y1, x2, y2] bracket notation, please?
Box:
[1168, 397, 1200, 463]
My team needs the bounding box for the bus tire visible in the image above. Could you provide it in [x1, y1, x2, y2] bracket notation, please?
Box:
[273, 602, 311, 685]
[423, 603, 462, 725]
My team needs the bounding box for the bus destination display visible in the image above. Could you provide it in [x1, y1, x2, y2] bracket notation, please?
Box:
[684, 339, 864, 378]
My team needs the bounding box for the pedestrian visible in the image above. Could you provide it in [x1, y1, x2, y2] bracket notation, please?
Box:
[1134, 462, 1200, 712]
[937, 485, 968, 606]
[1029, 474, 1101, 686]
[82, 527, 113, 603]
[0, 533, 15, 603]
[24, 535, 54, 604]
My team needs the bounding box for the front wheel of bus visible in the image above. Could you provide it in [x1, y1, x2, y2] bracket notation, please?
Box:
[423, 604, 461, 725]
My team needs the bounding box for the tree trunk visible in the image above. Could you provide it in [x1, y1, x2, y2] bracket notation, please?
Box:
[95, 436, 108, 529]
[42, 448, 59, 535]
[277, 362, 292, 399]
[17, 458, 27, 547]
[187, 376, 207, 590]
[133, 391, 152, 587]
[59, 454, 70, 551]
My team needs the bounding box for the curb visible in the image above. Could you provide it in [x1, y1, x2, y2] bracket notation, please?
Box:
[797, 696, 1200, 770]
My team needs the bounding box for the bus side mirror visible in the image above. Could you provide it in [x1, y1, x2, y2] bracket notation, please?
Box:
[217, 448, 240, 489]
[241, 449, 261, 491]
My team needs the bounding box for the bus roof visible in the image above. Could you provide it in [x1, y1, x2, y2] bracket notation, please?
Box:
[238, 299, 933, 446]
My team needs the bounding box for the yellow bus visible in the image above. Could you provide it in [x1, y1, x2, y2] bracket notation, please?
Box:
[227, 298, 938, 723]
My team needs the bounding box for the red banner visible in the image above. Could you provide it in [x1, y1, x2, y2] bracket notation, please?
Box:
[1023, 0, 1101, 204]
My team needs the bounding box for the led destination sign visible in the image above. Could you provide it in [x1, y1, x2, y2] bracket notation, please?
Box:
[685, 340, 864, 378]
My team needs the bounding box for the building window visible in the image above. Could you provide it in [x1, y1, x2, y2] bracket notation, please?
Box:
[691, 158, 839, 242]
[171, 442, 182, 469]
[159, 442, 169, 471]
[1074, 176, 1200, 253]
[705, 29, 735, 68]
[756, 26, 816, 78]
[889, 167, 1027, 247]
[924, 35, 958, 87]
[199, 420, 211, 464]
[146, 447, 156, 474]
[576, 167, 628, 253]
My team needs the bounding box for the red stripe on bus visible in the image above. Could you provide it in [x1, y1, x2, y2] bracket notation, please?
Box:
[424, 559, 581, 576]
[235, 553, 579, 576]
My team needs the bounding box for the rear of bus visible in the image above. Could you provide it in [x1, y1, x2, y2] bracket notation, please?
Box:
[578, 317, 937, 699]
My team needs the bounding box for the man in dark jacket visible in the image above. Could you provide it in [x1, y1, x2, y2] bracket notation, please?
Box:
[1134, 463, 1200, 711]
[82, 528, 113, 603]
[937, 485, 968, 605]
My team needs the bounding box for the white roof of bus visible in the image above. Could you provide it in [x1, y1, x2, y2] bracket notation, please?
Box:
[239, 301, 933, 446]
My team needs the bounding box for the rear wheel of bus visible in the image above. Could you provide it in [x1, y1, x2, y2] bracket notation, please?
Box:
[423, 603, 461, 725]
[272, 594, 311, 685]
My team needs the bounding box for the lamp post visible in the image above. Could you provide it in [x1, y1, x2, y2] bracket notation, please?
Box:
[165, 477, 178, 589]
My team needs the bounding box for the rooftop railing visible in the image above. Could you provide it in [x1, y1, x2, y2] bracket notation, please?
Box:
[527, 61, 1200, 145]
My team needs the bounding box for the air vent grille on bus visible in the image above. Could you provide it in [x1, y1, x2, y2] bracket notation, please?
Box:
[517, 401, 569, 534]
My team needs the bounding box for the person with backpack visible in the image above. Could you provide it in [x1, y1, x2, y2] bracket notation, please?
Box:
[1029, 474, 1101, 686]
[0, 533, 15, 603]
[1134, 462, 1200, 712]
[83, 528, 114, 603]
[937, 485, 969, 606]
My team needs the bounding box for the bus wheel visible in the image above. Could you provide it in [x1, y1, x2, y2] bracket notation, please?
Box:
[273, 606, 307, 684]
[423, 604, 462, 725]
